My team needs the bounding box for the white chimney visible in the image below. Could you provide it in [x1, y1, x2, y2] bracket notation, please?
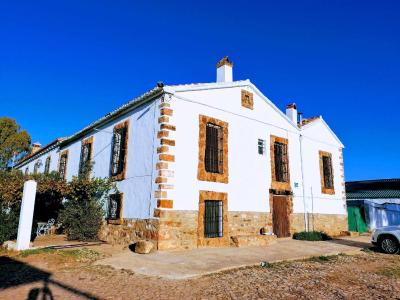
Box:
[216, 56, 233, 83]
[286, 103, 298, 124]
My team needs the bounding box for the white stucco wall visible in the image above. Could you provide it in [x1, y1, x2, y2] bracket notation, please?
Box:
[169, 82, 346, 217]
[301, 120, 346, 215]
[16, 81, 346, 222]
[17, 100, 159, 219]
[19, 147, 60, 175]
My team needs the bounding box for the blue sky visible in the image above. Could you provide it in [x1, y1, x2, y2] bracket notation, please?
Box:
[1, 0, 399, 181]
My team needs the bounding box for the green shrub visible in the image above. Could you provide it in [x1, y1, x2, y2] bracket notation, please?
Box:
[59, 177, 116, 241]
[0, 203, 19, 244]
[293, 231, 331, 241]
[0, 168, 115, 243]
[0, 169, 67, 244]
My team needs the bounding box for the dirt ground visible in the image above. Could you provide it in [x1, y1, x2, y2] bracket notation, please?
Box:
[1, 245, 400, 299]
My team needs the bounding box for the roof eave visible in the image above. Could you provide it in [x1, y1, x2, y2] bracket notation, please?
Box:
[60, 86, 164, 148]
[14, 138, 64, 168]
[301, 117, 344, 148]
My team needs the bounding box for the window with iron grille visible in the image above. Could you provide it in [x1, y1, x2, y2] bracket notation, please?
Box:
[25, 167, 28, 175]
[79, 142, 92, 176]
[204, 200, 223, 238]
[274, 142, 289, 182]
[44, 156, 51, 174]
[108, 193, 122, 220]
[205, 123, 223, 173]
[322, 155, 334, 189]
[258, 139, 266, 155]
[59, 152, 68, 180]
[33, 159, 41, 174]
[111, 125, 128, 177]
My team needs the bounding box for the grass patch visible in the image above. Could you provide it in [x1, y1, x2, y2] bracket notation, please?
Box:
[17, 247, 100, 262]
[58, 248, 101, 262]
[18, 248, 56, 257]
[377, 267, 400, 279]
[307, 254, 340, 263]
[293, 231, 331, 241]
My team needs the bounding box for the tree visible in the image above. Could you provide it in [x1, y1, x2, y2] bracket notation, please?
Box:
[0, 117, 31, 170]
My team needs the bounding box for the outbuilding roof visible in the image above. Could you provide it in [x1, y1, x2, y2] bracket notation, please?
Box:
[346, 179, 400, 199]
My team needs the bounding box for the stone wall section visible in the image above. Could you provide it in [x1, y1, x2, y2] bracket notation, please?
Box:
[99, 219, 159, 246]
[229, 211, 271, 236]
[338, 148, 346, 202]
[291, 213, 347, 236]
[156, 210, 198, 250]
[154, 98, 176, 211]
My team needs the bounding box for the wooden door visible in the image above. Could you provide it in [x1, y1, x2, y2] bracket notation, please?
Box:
[272, 195, 290, 237]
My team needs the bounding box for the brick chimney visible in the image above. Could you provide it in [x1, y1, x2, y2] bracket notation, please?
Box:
[216, 56, 233, 83]
[31, 142, 42, 154]
[286, 103, 297, 124]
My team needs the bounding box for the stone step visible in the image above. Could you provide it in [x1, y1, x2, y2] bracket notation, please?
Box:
[230, 234, 277, 247]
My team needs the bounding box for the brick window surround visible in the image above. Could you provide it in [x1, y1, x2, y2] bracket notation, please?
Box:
[197, 115, 229, 183]
[79, 136, 94, 178]
[110, 120, 129, 181]
[270, 135, 291, 191]
[107, 193, 124, 225]
[241, 90, 254, 110]
[319, 151, 335, 195]
[58, 150, 69, 180]
[198, 191, 229, 247]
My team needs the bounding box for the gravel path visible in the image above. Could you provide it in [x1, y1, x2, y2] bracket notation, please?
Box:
[1, 249, 400, 299]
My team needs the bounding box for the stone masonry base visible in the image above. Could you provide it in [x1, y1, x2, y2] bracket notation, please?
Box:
[99, 211, 348, 251]
[99, 219, 159, 246]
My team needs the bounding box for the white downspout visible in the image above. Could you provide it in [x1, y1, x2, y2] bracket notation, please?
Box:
[299, 134, 309, 232]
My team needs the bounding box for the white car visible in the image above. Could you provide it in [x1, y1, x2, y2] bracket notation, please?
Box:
[371, 226, 400, 254]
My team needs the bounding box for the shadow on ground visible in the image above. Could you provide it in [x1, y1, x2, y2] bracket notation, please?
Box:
[0, 256, 99, 300]
[327, 238, 378, 251]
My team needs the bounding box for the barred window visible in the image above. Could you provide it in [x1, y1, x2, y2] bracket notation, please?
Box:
[111, 125, 128, 178]
[79, 141, 92, 177]
[204, 200, 223, 238]
[274, 142, 289, 182]
[44, 156, 51, 174]
[322, 155, 334, 189]
[205, 123, 223, 173]
[108, 193, 122, 220]
[25, 167, 28, 175]
[59, 152, 68, 180]
[33, 159, 41, 174]
[258, 139, 266, 155]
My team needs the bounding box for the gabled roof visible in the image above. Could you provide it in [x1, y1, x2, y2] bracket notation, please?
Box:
[60, 85, 164, 146]
[14, 79, 341, 169]
[300, 116, 321, 126]
[346, 179, 400, 199]
[300, 116, 344, 148]
[165, 80, 300, 131]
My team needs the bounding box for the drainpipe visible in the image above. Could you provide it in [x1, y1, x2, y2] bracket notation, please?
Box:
[299, 134, 309, 232]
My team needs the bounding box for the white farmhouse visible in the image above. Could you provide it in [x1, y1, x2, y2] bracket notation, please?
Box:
[15, 57, 347, 250]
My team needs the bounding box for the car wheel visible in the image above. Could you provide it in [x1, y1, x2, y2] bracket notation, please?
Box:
[379, 236, 399, 254]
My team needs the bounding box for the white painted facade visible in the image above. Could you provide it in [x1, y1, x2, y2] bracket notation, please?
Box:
[15, 62, 346, 227]
[167, 81, 346, 217]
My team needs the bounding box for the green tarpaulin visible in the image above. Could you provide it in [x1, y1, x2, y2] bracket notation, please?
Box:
[347, 206, 368, 233]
